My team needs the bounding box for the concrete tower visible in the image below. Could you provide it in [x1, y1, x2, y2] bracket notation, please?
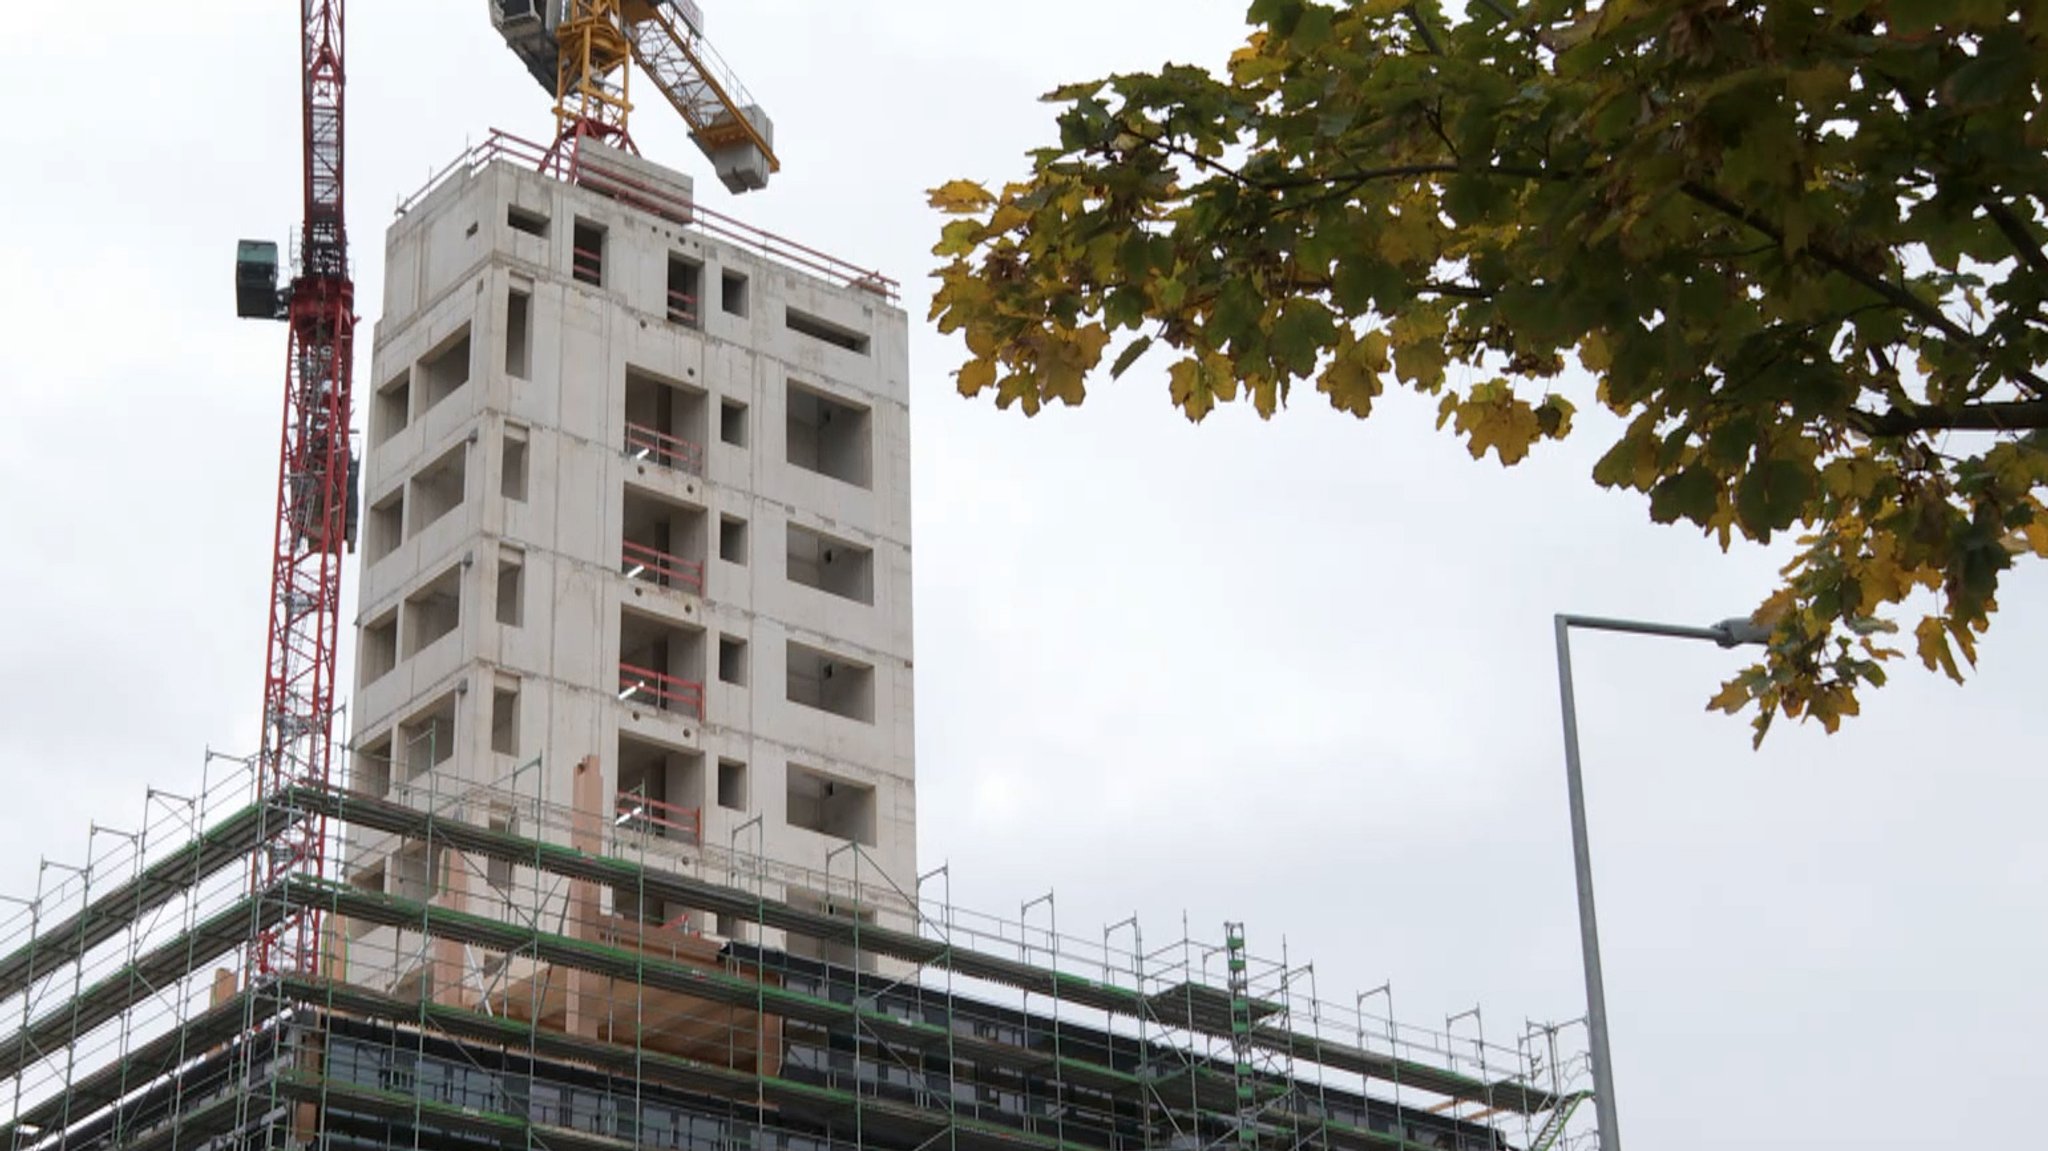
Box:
[340, 141, 914, 974]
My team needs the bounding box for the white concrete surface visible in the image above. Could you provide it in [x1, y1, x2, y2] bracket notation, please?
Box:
[342, 146, 916, 966]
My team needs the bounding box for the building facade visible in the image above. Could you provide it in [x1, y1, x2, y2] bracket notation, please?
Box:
[342, 141, 916, 970]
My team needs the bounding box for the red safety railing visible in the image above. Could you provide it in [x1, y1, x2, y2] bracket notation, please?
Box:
[614, 790, 703, 846]
[667, 288, 699, 327]
[622, 539, 705, 594]
[395, 129, 900, 304]
[572, 243, 603, 286]
[618, 662, 705, 720]
[623, 422, 704, 475]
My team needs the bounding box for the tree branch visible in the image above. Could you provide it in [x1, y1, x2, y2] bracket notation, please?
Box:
[1679, 180, 2048, 396]
[1402, 4, 1443, 56]
[1985, 200, 2048, 280]
[1870, 72, 2048, 282]
[1853, 400, 2048, 436]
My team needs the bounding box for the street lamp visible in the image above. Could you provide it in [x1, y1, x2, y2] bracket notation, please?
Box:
[1553, 612, 1771, 1151]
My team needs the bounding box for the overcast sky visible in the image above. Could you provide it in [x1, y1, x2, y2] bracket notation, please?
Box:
[1, 4, 2042, 1148]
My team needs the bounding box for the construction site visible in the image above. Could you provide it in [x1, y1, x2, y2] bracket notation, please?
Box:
[0, 4, 1591, 1151]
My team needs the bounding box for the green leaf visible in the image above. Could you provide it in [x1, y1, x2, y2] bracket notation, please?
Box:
[1735, 458, 1817, 540]
[1109, 335, 1155, 380]
[1650, 468, 1719, 526]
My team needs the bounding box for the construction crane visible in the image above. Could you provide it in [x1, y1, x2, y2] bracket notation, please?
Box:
[232, 0, 357, 978]
[489, 0, 781, 192]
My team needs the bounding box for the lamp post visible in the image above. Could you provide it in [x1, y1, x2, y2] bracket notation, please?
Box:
[1553, 612, 1771, 1151]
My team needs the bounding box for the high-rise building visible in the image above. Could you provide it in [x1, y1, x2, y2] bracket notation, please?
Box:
[343, 139, 918, 967]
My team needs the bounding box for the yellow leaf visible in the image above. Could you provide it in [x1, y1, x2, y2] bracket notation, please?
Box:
[1753, 588, 1797, 630]
[1578, 331, 1613, 373]
[1376, 213, 1435, 265]
[956, 358, 996, 398]
[1947, 616, 1981, 669]
[1707, 678, 1751, 715]
[1316, 331, 1387, 418]
[927, 179, 996, 214]
[1915, 616, 1964, 684]
[2025, 517, 2048, 558]
[1169, 358, 1215, 421]
[988, 203, 1030, 233]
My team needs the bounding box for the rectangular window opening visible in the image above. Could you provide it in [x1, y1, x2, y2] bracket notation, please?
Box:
[572, 219, 605, 286]
[785, 380, 873, 489]
[622, 487, 707, 594]
[718, 635, 749, 686]
[502, 427, 530, 502]
[624, 367, 708, 474]
[717, 759, 748, 812]
[398, 695, 458, 780]
[416, 328, 472, 418]
[720, 398, 749, 447]
[391, 841, 445, 904]
[406, 443, 467, 539]
[785, 641, 875, 724]
[786, 522, 875, 605]
[350, 860, 387, 895]
[496, 548, 525, 627]
[617, 733, 705, 840]
[668, 255, 702, 327]
[352, 734, 394, 798]
[618, 610, 707, 719]
[507, 204, 549, 238]
[485, 807, 518, 889]
[719, 515, 748, 565]
[720, 269, 749, 317]
[491, 682, 519, 756]
[505, 288, 531, 379]
[785, 307, 871, 355]
[361, 611, 399, 685]
[785, 765, 877, 846]
[366, 490, 404, 564]
[373, 371, 410, 446]
[401, 565, 463, 659]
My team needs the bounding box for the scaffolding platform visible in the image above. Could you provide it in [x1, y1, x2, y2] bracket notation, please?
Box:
[0, 758, 1593, 1151]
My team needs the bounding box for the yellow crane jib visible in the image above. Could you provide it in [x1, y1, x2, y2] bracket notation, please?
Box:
[488, 0, 780, 194]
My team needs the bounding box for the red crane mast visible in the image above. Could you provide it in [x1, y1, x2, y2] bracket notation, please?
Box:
[236, 0, 356, 978]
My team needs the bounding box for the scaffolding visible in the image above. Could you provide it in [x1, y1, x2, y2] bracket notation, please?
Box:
[0, 756, 1593, 1151]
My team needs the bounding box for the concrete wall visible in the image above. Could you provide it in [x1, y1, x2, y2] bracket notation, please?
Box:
[342, 151, 916, 973]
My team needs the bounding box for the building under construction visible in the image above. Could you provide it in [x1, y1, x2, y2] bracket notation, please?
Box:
[0, 755, 1587, 1151]
[3, 7, 1592, 1151]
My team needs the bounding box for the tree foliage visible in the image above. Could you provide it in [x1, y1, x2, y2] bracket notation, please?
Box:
[927, 0, 2048, 743]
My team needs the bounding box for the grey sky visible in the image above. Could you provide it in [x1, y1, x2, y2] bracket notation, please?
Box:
[1, 3, 2042, 1148]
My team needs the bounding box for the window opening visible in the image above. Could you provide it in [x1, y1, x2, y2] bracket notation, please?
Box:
[719, 516, 748, 565]
[786, 523, 874, 605]
[717, 759, 748, 811]
[496, 548, 525, 627]
[507, 204, 549, 238]
[785, 641, 875, 723]
[502, 426, 530, 502]
[718, 635, 749, 686]
[668, 255, 702, 327]
[506, 288, 531, 379]
[785, 307, 870, 355]
[720, 269, 749, 317]
[572, 220, 606, 286]
[720, 398, 749, 447]
[786, 380, 873, 488]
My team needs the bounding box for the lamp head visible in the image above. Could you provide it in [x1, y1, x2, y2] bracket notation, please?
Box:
[1713, 617, 1774, 648]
